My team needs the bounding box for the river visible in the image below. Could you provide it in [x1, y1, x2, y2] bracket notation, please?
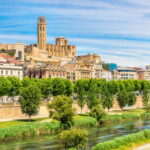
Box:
[1, 118, 150, 150]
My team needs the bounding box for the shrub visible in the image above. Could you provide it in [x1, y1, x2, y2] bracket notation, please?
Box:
[48, 95, 75, 129]
[58, 128, 88, 149]
[90, 105, 106, 123]
[74, 116, 97, 127]
[0, 122, 60, 142]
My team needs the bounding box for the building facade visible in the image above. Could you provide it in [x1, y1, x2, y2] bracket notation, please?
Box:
[25, 17, 76, 63]
[0, 43, 24, 61]
[101, 69, 112, 81]
[0, 63, 23, 79]
[112, 67, 138, 80]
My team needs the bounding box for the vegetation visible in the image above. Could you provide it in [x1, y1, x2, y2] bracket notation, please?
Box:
[142, 88, 150, 113]
[58, 128, 88, 149]
[74, 116, 97, 127]
[0, 121, 60, 142]
[92, 129, 150, 150]
[75, 79, 87, 114]
[48, 95, 75, 129]
[90, 105, 106, 123]
[19, 84, 41, 121]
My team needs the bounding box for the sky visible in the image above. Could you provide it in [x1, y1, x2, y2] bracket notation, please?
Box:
[0, 0, 150, 67]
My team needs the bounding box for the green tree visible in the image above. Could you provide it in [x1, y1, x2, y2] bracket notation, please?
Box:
[75, 79, 87, 114]
[7, 76, 21, 97]
[102, 85, 114, 112]
[0, 76, 12, 97]
[123, 80, 135, 92]
[117, 90, 128, 110]
[142, 89, 150, 113]
[38, 78, 53, 99]
[118, 80, 126, 91]
[19, 84, 41, 121]
[21, 77, 31, 87]
[87, 79, 99, 109]
[58, 128, 88, 149]
[108, 80, 119, 94]
[63, 79, 74, 96]
[52, 78, 66, 96]
[127, 92, 136, 106]
[90, 104, 106, 123]
[48, 95, 75, 129]
[133, 80, 141, 91]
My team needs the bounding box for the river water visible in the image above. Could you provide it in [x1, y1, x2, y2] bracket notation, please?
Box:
[1, 118, 150, 150]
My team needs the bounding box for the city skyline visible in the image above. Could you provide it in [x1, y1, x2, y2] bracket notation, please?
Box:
[0, 0, 150, 67]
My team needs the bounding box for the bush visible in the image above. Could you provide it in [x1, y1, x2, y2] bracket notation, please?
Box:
[0, 122, 60, 142]
[90, 105, 106, 123]
[48, 95, 75, 129]
[74, 116, 97, 127]
[92, 129, 150, 150]
[58, 128, 88, 149]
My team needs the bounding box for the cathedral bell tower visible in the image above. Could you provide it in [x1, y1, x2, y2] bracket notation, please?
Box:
[37, 17, 47, 50]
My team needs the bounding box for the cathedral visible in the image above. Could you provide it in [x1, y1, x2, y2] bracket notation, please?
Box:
[25, 17, 76, 65]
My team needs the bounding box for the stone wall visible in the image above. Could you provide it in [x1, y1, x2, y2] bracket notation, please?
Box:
[0, 96, 143, 121]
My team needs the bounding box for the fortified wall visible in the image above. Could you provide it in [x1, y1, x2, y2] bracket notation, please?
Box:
[0, 96, 143, 121]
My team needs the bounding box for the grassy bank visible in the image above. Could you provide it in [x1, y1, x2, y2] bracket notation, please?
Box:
[114, 139, 150, 150]
[0, 110, 149, 143]
[0, 116, 96, 142]
[0, 117, 49, 128]
[92, 129, 150, 150]
[103, 110, 150, 124]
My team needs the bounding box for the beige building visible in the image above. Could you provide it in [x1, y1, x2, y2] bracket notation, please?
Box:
[76, 54, 102, 79]
[25, 17, 76, 64]
[27, 65, 67, 79]
[0, 63, 23, 79]
[112, 67, 138, 80]
[137, 66, 150, 81]
[0, 43, 24, 61]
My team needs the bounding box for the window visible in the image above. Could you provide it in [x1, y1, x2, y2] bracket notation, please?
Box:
[18, 71, 20, 75]
[6, 71, 8, 75]
[11, 71, 13, 75]
[1, 71, 3, 75]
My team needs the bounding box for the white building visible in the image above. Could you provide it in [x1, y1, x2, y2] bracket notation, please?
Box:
[0, 63, 23, 79]
[101, 69, 112, 81]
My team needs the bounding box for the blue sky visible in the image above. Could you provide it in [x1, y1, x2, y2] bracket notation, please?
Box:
[0, 0, 150, 67]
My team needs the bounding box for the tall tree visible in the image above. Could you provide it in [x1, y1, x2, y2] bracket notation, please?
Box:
[117, 90, 128, 110]
[52, 78, 66, 96]
[7, 76, 21, 98]
[0, 77, 12, 98]
[102, 84, 114, 112]
[48, 95, 75, 129]
[63, 79, 74, 96]
[142, 89, 150, 113]
[87, 79, 99, 109]
[38, 78, 53, 99]
[19, 84, 41, 121]
[127, 92, 136, 106]
[75, 79, 87, 114]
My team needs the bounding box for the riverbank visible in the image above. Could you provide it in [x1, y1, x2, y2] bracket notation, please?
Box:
[92, 129, 150, 150]
[0, 115, 97, 142]
[0, 110, 149, 143]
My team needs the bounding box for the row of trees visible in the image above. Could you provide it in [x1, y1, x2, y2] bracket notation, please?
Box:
[0, 76, 74, 99]
[0, 76, 150, 120]
[0, 76, 149, 99]
[75, 79, 150, 113]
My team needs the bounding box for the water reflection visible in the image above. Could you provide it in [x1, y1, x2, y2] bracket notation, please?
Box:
[1, 118, 150, 150]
